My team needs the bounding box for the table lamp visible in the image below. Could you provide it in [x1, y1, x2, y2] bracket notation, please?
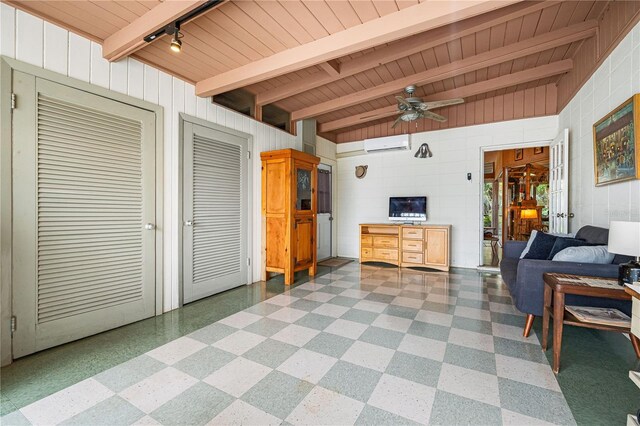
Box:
[520, 209, 538, 219]
[608, 221, 640, 285]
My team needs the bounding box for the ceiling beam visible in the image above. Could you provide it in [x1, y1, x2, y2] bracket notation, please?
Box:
[319, 60, 573, 132]
[255, 1, 558, 106]
[318, 60, 341, 78]
[195, 0, 523, 97]
[292, 20, 595, 122]
[103, 0, 208, 62]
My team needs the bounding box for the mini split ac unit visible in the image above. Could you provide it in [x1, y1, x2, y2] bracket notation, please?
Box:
[363, 135, 410, 153]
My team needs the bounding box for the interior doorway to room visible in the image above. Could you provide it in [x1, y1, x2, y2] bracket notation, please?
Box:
[317, 164, 333, 261]
[482, 146, 550, 267]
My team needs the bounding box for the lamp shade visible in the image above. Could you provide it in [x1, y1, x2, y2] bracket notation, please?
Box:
[521, 209, 538, 219]
[608, 221, 640, 256]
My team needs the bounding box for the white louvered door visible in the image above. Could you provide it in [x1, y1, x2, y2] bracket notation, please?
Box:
[12, 73, 157, 358]
[183, 122, 248, 303]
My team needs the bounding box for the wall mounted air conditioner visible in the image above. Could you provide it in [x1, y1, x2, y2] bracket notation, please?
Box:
[363, 134, 410, 153]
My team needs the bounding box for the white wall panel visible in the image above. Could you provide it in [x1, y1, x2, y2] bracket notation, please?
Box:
[15, 10, 42, 67]
[558, 20, 640, 230]
[2, 5, 302, 312]
[0, 3, 16, 57]
[127, 59, 144, 99]
[43, 22, 67, 75]
[89, 42, 109, 88]
[109, 58, 128, 94]
[336, 117, 558, 268]
[67, 33, 90, 82]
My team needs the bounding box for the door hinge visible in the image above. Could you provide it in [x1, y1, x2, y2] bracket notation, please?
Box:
[10, 93, 16, 110]
[10, 316, 16, 335]
[247, 151, 251, 160]
[246, 257, 251, 266]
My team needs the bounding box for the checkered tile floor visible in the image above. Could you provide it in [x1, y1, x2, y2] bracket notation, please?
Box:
[3, 264, 575, 425]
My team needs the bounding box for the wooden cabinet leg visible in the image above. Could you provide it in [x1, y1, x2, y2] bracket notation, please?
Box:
[284, 270, 293, 286]
[542, 284, 551, 350]
[264, 271, 271, 281]
[552, 291, 565, 374]
[523, 314, 535, 338]
[309, 264, 316, 277]
[631, 334, 640, 358]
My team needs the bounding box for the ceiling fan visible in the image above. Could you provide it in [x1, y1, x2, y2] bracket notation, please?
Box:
[391, 85, 464, 128]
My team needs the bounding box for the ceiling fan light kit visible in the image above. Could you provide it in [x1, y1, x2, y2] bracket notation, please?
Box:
[392, 85, 465, 129]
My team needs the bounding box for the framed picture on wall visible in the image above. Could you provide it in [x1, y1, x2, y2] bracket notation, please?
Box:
[515, 149, 523, 161]
[593, 94, 640, 186]
[534, 147, 544, 155]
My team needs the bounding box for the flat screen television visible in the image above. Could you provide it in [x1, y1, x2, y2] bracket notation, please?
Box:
[389, 196, 427, 221]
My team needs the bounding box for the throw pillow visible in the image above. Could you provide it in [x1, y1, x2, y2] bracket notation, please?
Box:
[519, 230, 538, 259]
[552, 245, 615, 264]
[522, 232, 557, 260]
[546, 237, 593, 260]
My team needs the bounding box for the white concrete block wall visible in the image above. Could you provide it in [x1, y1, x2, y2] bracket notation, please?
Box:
[559, 20, 640, 230]
[335, 117, 558, 268]
[0, 4, 302, 311]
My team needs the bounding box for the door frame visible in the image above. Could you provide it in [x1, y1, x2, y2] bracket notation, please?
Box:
[178, 113, 254, 306]
[0, 56, 165, 366]
[478, 140, 551, 268]
[317, 158, 338, 258]
[317, 163, 333, 261]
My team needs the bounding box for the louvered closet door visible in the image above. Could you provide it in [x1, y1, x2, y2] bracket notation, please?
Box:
[183, 122, 248, 303]
[12, 73, 157, 358]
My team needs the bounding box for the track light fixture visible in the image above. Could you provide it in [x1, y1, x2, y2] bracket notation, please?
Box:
[143, 0, 223, 52]
[170, 24, 183, 53]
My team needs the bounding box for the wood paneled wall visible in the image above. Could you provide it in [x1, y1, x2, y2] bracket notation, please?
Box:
[335, 84, 557, 144]
[557, 1, 640, 110]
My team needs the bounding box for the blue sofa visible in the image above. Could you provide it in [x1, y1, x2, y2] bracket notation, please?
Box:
[499, 225, 631, 336]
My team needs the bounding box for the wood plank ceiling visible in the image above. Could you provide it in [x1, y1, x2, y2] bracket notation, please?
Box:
[8, 0, 640, 143]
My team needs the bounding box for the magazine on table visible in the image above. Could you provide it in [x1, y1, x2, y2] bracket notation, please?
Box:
[565, 306, 631, 327]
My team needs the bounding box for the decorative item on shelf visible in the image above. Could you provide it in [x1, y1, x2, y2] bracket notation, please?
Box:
[355, 165, 368, 179]
[534, 146, 544, 155]
[515, 148, 524, 161]
[414, 143, 432, 158]
[608, 221, 640, 286]
[593, 94, 639, 186]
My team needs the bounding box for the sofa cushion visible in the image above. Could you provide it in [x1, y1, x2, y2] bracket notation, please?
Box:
[547, 237, 594, 260]
[575, 225, 609, 245]
[552, 245, 614, 264]
[519, 230, 537, 259]
[523, 232, 557, 260]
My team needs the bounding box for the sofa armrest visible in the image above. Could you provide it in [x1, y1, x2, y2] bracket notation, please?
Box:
[512, 259, 620, 316]
[503, 241, 527, 259]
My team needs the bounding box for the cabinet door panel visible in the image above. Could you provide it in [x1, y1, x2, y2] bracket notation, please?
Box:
[425, 229, 447, 265]
[294, 218, 314, 267]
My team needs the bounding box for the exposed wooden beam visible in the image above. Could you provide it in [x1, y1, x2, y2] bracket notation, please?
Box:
[195, 0, 523, 97]
[292, 20, 595, 122]
[256, 1, 558, 106]
[318, 60, 341, 78]
[103, 0, 208, 62]
[319, 60, 572, 132]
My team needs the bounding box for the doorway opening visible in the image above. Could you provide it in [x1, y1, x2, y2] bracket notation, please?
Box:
[482, 146, 550, 267]
[317, 164, 333, 262]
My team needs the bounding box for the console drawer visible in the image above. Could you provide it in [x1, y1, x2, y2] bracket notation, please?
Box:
[402, 239, 423, 252]
[361, 247, 372, 258]
[402, 252, 423, 264]
[402, 228, 424, 239]
[373, 236, 399, 248]
[361, 235, 373, 246]
[373, 248, 398, 260]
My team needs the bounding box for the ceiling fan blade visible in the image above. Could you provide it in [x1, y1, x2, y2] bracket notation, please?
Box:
[423, 110, 447, 122]
[391, 114, 405, 128]
[395, 96, 414, 109]
[419, 98, 465, 110]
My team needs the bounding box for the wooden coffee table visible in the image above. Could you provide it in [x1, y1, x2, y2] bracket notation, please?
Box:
[542, 273, 640, 374]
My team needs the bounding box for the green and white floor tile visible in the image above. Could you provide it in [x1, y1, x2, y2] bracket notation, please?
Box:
[1, 263, 638, 425]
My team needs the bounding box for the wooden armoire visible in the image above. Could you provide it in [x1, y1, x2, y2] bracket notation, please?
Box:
[261, 149, 320, 285]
